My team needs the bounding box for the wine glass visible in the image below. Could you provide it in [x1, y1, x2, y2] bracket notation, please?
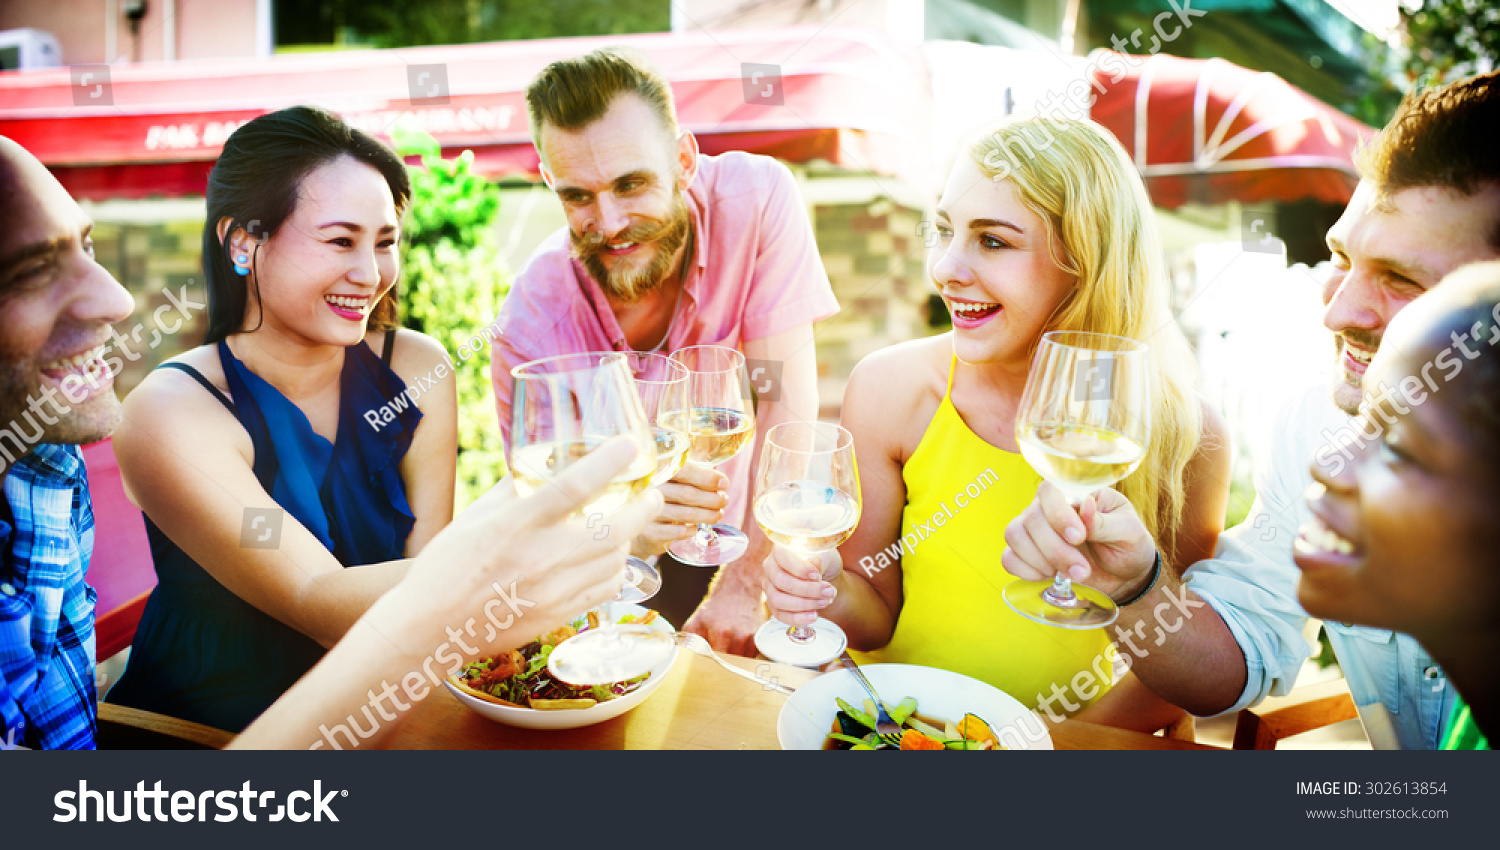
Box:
[752, 421, 861, 667]
[509, 351, 674, 684]
[665, 345, 757, 567]
[617, 352, 692, 604]
[1003, 331, 1152, 629]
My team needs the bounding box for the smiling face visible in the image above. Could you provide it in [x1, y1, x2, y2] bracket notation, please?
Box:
[235, 155, 400, 347]
[0, 138, 135, 463]
[929, 156, 1076, 370]
[539, 93, 695, 303]
[1321, 180, 1500, 414]
[1295, 300, 1500, 638]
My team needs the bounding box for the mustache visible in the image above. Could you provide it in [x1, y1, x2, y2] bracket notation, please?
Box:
[570, 219, 673, 260]
[1339, 330, 1382, 350]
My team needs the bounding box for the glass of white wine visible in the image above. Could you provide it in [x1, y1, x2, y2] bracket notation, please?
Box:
[1005, 331, 1152, 629]
[617, 352, 692, 604]
[665, 345, 757, 567]
[509, 351, 674, 684]
[752, 421, 861, 667]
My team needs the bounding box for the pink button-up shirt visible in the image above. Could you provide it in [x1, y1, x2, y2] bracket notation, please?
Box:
[489, 151, 839, 527]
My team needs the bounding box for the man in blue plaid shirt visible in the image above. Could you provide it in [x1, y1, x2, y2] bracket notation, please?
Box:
[1, 137, 135, 749]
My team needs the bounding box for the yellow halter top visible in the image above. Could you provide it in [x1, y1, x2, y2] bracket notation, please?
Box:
[849, 358, 1113, 714]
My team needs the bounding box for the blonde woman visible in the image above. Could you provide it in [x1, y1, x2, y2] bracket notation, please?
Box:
[761, 115, 1230, 729]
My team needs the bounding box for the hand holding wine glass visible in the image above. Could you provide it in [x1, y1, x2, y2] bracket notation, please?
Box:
[666, 345, 757, 567]
[752, 421, 861, 667]
[509, 351, 674, 684]
[615, 352, 693, 603]
[1003, 331, 1152, 629]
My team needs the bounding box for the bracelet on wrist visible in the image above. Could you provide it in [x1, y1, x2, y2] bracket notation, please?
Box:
[1113, 551, 1162, 607]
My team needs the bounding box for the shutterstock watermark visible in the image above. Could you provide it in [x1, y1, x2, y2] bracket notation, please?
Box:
[240, 507, 284, 550]
[308, 576, 537, 750]
[70, 64, 113, 106]
[1314, 302, 1500, 476]
[741, 63, 784, 106]
[54, 780, 344, 823]
[977, 583, 1207, 749]
[859, 468, 999, 577]
[407, 64, 450, 106]
[0, 283, 205, 467]
[746, 357, 783, 403]
[979, 0, 1206, 182]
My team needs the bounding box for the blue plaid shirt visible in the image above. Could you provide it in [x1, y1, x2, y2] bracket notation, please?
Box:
[1, 443, 97, 750]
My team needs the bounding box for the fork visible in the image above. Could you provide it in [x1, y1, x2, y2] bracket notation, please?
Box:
[673, 631, 795, 695]
[838, 651, 903, 748]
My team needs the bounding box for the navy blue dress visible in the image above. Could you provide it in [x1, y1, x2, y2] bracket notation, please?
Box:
[107, 336, 422, 732]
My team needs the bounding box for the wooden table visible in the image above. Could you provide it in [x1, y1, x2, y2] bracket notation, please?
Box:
[390, 651, 1220, 750]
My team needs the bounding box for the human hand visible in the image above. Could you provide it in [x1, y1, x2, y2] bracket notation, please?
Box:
[760, 544, 839, 629]
[1000, 482, 1158, 600]
[631, 461, 728, 558]
[384, 437, 664, 658]
[682, 562, 767, 657]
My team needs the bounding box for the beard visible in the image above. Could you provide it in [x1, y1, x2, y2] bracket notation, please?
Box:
[570, 190, 691, 304]
[1331, 329, 1381, 415]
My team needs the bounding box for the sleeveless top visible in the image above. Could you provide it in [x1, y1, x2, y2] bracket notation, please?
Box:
[106, 335, 422, 732]
[849, 357, 1114, 714]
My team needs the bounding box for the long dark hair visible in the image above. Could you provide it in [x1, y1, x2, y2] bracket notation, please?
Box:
[202, 106, 412, 343]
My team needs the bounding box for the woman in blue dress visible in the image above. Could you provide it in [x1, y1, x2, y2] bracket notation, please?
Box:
[107, 107, 457, 732]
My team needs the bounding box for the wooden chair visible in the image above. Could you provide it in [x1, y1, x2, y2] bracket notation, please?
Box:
[81, 438, 157, 661]
[97, 703, 235, 750]
[1232, 677, 1358, 749]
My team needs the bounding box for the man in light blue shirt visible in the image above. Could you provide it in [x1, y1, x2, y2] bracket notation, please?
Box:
[1000, 70, 1500, 748]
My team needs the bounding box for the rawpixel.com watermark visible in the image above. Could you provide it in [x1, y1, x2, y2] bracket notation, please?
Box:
[859, 467, 1000, 577]
[363, 317, 501, 432]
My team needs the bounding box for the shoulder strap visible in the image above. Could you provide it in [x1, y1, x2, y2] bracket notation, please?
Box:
[945, 354, 958, 397]
[381, 329, 396, 364]
[157, 361, 238, 417]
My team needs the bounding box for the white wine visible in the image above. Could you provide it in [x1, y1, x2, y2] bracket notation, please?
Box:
[1017, 423, 1145, 502]
[659, 406, 755, 466]
[649, 426, 689, 487]
[754, 480, 860, 554]
[511, 437, 657, 516]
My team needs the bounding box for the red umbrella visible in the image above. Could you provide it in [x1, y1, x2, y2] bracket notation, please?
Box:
[1087, 49, 1376, 209]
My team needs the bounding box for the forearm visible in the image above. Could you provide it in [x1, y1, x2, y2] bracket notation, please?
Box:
[293, 558, 412, 649]
[232, 590, 433, 749]
[1110, 569, 1248, 716]
[822, 568, 897, 651]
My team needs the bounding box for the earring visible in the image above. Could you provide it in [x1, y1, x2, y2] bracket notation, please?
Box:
[233, 253, 250, 277]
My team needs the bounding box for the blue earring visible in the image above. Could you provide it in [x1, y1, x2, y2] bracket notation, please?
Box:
[233, 253, 250, 277]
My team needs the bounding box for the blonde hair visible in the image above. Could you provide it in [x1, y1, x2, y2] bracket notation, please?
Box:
[526, 47, 680, 158]
[969, 114, 1203, 563]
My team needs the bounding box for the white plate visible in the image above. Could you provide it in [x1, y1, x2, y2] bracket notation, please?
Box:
[777, 663, 1054, 750]
[444, 604, 678, 731]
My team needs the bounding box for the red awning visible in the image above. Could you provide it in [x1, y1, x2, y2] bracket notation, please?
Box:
[1087, 50, 1375, 209]
[0, 27, 929, 200]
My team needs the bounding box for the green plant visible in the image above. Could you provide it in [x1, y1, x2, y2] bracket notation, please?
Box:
[398, 146, 509, 509]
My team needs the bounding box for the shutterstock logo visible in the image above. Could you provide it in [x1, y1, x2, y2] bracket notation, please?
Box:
[53, 780, 344, 823]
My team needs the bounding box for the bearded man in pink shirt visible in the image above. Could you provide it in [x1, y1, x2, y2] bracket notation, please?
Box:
[489, 48, 839, 655]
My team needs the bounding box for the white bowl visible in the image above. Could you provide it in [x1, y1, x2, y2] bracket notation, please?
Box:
[444, 605, 678, 731]
[777, 663, 1053, 750]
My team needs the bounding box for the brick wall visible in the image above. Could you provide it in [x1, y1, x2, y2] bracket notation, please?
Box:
[812, 199, 945, 419]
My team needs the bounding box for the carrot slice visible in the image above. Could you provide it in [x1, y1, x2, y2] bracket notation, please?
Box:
[900, 728, 945, 750]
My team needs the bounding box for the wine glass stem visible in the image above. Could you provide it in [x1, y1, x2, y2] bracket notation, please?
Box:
[694, 522, 718, 546]
[787, 552, 821, 643]
[1042, 574, 1077, 607]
